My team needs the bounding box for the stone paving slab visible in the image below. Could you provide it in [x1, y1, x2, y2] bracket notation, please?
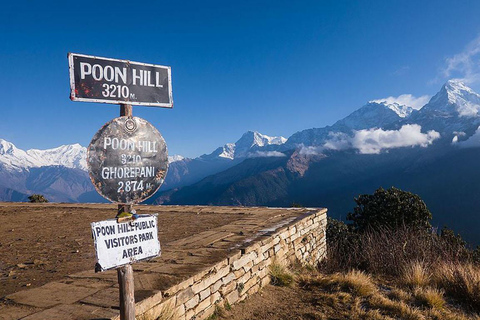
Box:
[6, 282, 101, 309]
[22, 303, 118, 320]
[0, 304, 40, 320]
[80, 288, 119, 309]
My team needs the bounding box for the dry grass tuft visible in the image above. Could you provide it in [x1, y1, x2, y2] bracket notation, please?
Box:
[269, 262, 294, 287]
[340, 270, 377, 297]
[433, 262, 480, 312]
[368, 293, 425, 320]
[387, 287, 412, 303]
[350, 296, 392, 320]
[426, 308, 480, 320]
[402, 261, 431, 288]
[307, 270, 377, 297]
[414, 287, 445, 310]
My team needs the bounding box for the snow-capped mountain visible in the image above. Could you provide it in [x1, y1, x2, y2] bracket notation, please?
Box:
[157, 131, 288, 192]
[168, 155, 185, 163]
[200, 131, 287, 160]
[286, 80, 480, 151]
[334, 101, 414, 130]
[1, 139, 185, 170]
[234, 131, 287, 158]
[369, 100, 414, 118]
[0, 139, 86, 172]
[424, 79, 480, 117]
[286, 100, 414, 148]
[0, 140, 93, 202]
[403, 80, 480, 142]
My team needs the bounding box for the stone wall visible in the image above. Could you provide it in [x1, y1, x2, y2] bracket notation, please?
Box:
[132, 208, 327, 320]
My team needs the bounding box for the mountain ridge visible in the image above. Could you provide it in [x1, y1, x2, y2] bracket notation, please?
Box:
[3, 80, 480, 214]
[153, 80, 480, 244]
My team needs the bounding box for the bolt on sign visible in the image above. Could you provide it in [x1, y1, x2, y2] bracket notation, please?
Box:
[68, 53, 173, 107]
[87, 116, 168, 204]
[91, 215, 161, 271]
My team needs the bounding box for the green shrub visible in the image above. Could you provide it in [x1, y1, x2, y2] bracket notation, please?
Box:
[326, 217, 350, 243]
[28, 194, 49, 203]
[440, 226, 466, 248]
[347, 187, 432, 232]
[290, 202, 303, 208]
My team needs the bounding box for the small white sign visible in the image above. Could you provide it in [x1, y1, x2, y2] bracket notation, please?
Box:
[91, 215, 161, 271]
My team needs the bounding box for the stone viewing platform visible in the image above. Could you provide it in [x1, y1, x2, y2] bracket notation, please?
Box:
[0, 203, 327, 320]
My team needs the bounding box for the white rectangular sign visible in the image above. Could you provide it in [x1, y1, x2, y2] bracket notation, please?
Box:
[91, 215, 161, 271]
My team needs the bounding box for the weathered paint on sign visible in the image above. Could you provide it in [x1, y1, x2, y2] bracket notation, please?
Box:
[68, 53, 173, 107]
[91, 215, 161, 271]
[87, 116, 168, 204]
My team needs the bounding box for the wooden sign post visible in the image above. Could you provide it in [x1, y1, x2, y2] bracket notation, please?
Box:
[118, 263, 135, 319]
[119, 104, 134, 320]
[69, 53, 173, 320]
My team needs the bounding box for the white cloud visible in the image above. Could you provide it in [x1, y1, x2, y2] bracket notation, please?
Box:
[322, 132, 351, 150]
[323, 125, 440, 154]
[371, 94, 430, 110]
[247, 151, 286, 158]
[458, 126, 480, 148]
[297, 145, 324, 155]
[452, 131, 466, 144]
[442, 34, 480, 84]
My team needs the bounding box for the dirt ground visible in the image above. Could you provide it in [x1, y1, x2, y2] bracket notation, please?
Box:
[0, 202, 244, 298]
[221, 284, 322, 320]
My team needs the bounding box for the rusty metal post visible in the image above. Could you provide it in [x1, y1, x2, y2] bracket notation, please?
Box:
[117, 105, 134, 223]
[118, 103, 133, 218]
[118, 103, 135, 320]
[120, 104, 132, 117]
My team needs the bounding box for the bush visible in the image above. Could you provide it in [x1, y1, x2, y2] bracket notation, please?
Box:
[441, 226, 467, 248]
[326, 217, 351, 243]
[324, 186, 472, 277]
[325, 225, 471, 276]
[347, 187, 432, 232]
[290, 202, 303, 208]
[28, 194, 49, 203]
[324, 218, 362, 272]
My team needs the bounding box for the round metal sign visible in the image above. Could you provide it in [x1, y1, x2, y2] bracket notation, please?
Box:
[87, 116, 168, 204]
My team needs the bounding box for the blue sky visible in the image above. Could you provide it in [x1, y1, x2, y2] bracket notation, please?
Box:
[2, 1, 480, 158]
